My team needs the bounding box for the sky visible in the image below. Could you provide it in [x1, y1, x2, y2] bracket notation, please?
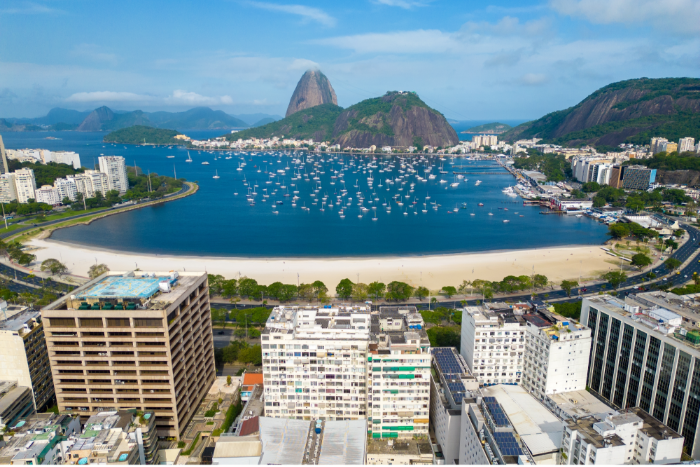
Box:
[1, 0, 699, 120]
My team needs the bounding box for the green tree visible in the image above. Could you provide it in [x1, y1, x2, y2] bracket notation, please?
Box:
[426, 326, 461, 348]
[208, 274, 225, 295]
[664, 257, 682, 271]
[581, 181, 600, 192]
[386, 281, 414, 301]
[533, 274, 548, 289]
[441, 286, 457, 298]
[665, 239, 679, 251]
[239, 345, 263, 365]
[625, 197, 645, 212]
[608, 223, 630, 239]
[211, 308, 227, 327]
[40, 258, 68, 276]
[336, 278, 354, 300]
[592, 196, 606, 208]
[560, 280, 579, 297]
[237, 277, 258, 297]
[88, 263, 110, 279]
[414, 286, 429, 301]
[368, 281, 386, 300]
[351, 283, 369, 302]
[601, 271, 628, 289]
[631, 253, 652, 270]
[16, 253, 35, 267]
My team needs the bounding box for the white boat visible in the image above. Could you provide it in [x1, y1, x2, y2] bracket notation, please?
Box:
[202, 161, 209, 165]
[213, 170, 220, 179]
[186, 152, 193, 163]
[475, 180, 482, 185]
[167, 155, 175, 159]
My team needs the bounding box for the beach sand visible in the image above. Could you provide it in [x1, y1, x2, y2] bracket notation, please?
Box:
[28, 237, 618, 289]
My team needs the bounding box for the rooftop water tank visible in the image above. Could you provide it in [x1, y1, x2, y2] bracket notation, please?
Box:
[159, 281, 171, 293]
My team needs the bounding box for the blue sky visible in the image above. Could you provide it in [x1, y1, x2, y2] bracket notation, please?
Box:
[1, 0, 699, 120]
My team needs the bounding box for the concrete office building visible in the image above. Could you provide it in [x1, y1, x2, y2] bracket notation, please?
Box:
[0, 306, 54, 411]
[14, 168, 36, 203]
[99, 155, 129, 194]
[622, 166, 656, 190]
[0, 380, 35, 428]
[429, 347, 479, 464]
[0, 172, 17, 203]
[261, 305, 371, 421]
[41, 271, 215, 438]
[581, 294, 700, 457]
[522, 312, 592, 399]
[561, 408, 683, 465]
[460, 305, 526, 385]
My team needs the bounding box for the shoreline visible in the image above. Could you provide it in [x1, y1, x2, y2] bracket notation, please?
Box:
[28, 237, 617, 289]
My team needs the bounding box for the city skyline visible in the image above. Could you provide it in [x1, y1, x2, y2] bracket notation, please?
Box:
[1, 0, 699, 119]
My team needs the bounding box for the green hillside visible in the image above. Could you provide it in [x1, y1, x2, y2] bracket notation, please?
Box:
[502, 78, 700, 148]
[461, 122, 511, 134]
[104, 126, 190, 145]
[224, 104, 343, 142]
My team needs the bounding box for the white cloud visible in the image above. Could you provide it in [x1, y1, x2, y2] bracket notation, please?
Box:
[71, 44, 119, 66]
[313, 29, 460, 54]
[245, 2, 336, 27]
[550, 0, 700, 34]
[0, 2, 64, 14]
[519, 73, 549, 85]
[65, 91, 154, 103]
[165, 90, 234, 106]
[372, 0, 431, 9]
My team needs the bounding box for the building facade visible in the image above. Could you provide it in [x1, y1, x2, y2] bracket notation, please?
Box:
[0, 308, 54, 411]
[99, 156, 129, 194]
[41, 271, 215, 438]
[622, 166, 656, 190]
[0, 173, 17, 203]
[35, 185, 61, 205]
[0, 380, 35, 428]
[14, 168, 36, 203]
[54, 178, 78, 202]
[581, 294, 700, 458]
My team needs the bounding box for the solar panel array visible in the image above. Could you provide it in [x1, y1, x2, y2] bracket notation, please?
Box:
[432, 348, 466, 376]
[483, 397, 510, 427]
[492, 431, 523, 457]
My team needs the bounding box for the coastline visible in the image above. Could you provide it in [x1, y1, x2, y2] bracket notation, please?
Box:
[28, 237, 616, 289]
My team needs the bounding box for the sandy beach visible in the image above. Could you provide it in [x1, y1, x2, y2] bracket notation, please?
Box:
[27, 236, 619, 290]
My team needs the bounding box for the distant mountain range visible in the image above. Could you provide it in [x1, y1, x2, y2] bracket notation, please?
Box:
[502, 78, 700, 149]
[0, 107, 283, 132]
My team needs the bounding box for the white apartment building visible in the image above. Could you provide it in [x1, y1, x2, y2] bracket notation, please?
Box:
[98, 155, 129, 194]
[368, 307, 431, 439]
[460, 305, 525, 385]
[522, 314, 592, 399]
[85, 169, 109, 196]
[651, 137, 668, 154]
[43, 150, 81, 169]
[69, 173, 96, 199]
[34, 185, 60, 205]
[571, 157, 613, 184]
[472, 135, 498, 147]
[429, 347, 479, 464]
[54, 177, 78, 202]
[0, 173, 17, 203]
[14, 168, 36, 203]
[262, 305, 371, 422]
[679, 137, 695, 154]
[561, 408, 683, 465]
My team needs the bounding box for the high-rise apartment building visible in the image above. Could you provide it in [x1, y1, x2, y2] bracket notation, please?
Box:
[429, 347, 479, 464]
[0, 173, 17, 203]
[262, 305, 371, 421]
[609, 166, 623, 188]
[0, 307, 54, 411]
[666, 142, 678, 154]
[54, 177, 78, 202]
[0, 380, 35, 428]
[367, 307, 431, 439]
[651, 137, 668, 154]
[35, 185, 61, 205]
[98, 156, 129, 194]
[679, 137, 695, 154]
[84, 169, 109, 196]
[14, 168, 36, 203]
[460, 304, 526, 385]
[581, 293, 700, 458]
[69, 173, 96, 199]
[0, 135, 9, 175]
[41, 271, 215, 438]
[262, 305, 431, 440]
[522, 314, 591, 399]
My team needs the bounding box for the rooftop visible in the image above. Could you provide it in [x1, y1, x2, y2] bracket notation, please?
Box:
[482, 385, 563, 456]
[317, 419, 367, 465]
[546, 390, 617, 419]
[367, 438, 432, 457]
[431, 347, 479, 408]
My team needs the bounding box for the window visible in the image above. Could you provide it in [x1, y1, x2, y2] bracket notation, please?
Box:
[49, 318, 76, 327]
[107, 318, 130, 327]
[80, 318, 103, 327]
[134, 318, 163, 328]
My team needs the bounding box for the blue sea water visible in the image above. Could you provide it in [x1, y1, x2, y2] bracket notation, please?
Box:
[1, 131, 608, 257]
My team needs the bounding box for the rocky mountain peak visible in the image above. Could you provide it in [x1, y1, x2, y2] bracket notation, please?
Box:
[286, 70, 338, 118]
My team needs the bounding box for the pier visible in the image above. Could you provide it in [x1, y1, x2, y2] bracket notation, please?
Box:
[452, 171, 511, 175]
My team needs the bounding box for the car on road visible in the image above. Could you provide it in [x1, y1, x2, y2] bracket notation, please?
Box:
[217, 331, 224, 335]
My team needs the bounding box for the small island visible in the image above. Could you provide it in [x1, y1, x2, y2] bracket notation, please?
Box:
[461, 122, 512, 134]
[104, 125, 191, 146]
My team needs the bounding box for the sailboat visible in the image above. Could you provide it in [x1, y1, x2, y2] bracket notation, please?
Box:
[213, 170, 220, 179]
[186, 152, 193, 163]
